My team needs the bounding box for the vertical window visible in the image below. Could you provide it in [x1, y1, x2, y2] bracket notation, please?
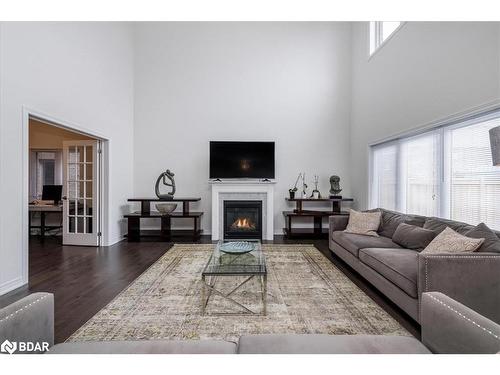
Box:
[370, 111, 500, 229]
[370, 21, 402, 55]
[447, 119, 500, 229]
[400, 132, 441, 217]
[371, 142, 398, 211]
[29, 150, 63, 200]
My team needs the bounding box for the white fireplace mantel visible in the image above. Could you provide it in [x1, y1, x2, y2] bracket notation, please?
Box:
[210, 181, 275, 240]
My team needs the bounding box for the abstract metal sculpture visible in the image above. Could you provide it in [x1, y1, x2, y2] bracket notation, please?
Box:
[155, 169, 176, 200]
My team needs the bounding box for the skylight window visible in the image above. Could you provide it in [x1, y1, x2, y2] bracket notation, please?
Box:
[370, 21, 402, 56]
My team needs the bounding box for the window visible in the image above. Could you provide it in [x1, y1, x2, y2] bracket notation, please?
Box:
[370, 21, 402, 55]
[29, 150, 63, 200]
[370, 111, 500, 230]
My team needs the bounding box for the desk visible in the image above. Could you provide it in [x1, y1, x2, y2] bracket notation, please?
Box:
[29, 204, 63, 239]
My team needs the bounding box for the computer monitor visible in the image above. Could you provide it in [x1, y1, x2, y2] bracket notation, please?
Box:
[42, 185, 63, 204]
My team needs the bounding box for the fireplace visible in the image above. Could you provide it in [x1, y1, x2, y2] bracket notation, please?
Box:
[223, 200, 263, 240]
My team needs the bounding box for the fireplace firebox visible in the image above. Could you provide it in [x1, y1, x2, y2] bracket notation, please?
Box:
[223, 200, 263, 240]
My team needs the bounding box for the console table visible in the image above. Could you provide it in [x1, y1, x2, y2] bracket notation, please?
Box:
[125, 198, 203, 242]
[283, 197, 353, 239]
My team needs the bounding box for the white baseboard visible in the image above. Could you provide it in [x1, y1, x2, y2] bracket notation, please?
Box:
[0, 277, 26, 296]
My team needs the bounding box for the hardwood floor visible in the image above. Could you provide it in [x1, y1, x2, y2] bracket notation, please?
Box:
[0, 235, 420, 343]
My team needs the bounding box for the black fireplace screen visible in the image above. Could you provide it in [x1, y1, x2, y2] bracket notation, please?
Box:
[223, 200, 263, 240]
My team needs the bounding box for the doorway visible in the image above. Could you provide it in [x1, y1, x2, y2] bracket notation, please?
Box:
[27, 116, 105, 247]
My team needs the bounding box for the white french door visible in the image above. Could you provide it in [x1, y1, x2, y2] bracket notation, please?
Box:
[62, 140, 100, 246]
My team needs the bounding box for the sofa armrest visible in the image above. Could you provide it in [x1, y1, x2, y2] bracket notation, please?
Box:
[329, 215, 349, 232]
[421, 292, 500, 353]
[418, 253, 500, 324]
[0, 292, 54, 353]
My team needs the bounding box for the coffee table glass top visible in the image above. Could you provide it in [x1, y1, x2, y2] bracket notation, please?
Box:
[202, 240, 266, 276]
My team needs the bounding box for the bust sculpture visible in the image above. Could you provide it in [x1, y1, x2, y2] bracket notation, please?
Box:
[329, 175, 342, 197]
[155, 169, 176, 200]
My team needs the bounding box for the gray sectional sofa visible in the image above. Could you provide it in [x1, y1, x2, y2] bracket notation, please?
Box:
[1, 292, 500, 354]
[329, 208, 500, 324]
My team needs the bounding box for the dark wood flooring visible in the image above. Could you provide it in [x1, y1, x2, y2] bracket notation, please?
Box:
[0, 235, 419, 343]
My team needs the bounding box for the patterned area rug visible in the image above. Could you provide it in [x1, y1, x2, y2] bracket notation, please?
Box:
[69, 244, 409, 342]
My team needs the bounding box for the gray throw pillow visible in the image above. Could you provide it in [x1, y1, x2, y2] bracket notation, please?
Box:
[465, 222, 500, 253]
[392, 223, 436, 251]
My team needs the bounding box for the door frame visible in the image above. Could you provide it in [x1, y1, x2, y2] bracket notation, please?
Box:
[22, 107, 109, 284]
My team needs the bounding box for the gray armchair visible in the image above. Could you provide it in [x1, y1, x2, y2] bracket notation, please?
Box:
[418, 253, 500, 324]
[1, 291, 500, 353]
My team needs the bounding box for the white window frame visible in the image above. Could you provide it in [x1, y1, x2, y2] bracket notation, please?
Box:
[369, 21, 406, 58]
[29, 149, 63, 200]
[369, 108, 500, 229]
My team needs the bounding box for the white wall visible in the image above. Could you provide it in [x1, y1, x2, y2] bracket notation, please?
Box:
[0, 22, 134, 294]
[133, 22, 353, 234]
[350, 22, 500, 210]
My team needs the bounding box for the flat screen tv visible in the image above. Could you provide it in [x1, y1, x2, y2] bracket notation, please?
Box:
[209, 141, 275, 179]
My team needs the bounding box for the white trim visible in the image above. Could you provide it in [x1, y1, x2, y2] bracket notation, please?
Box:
[211, 182, 274, 241]
[368, 99, 500, 147]
[27, 108, 109, 141]
[368, 21, 407, 60]
[0, 277, 25, 296]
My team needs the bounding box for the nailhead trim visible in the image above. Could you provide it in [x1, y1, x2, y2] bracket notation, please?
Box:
[0, 295, 49, 324]
[427, 294, 500, 341]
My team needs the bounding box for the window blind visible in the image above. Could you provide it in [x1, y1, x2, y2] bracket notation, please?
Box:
[370, 110, 500, 230]
[371, 142, 398, 211]
[447, 118, 500, 229]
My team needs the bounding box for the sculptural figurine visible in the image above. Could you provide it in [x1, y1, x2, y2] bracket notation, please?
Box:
[311, 175, 321, 199]
[329, 175, 342, 197]
[155, 169, 176, 200]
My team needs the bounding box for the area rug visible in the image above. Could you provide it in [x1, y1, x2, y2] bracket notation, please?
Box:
[69, 244, 409, 342]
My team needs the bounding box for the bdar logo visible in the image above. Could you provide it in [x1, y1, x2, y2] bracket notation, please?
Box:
[1, 339, 17, 354]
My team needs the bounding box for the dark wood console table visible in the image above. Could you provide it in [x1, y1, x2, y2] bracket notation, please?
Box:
[283, 197, 353, 239]
[125, 198, 203, 242]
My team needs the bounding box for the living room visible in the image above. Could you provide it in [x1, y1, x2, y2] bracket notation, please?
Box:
[0, 0, 499, 372]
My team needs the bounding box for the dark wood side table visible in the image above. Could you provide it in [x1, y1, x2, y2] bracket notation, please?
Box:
[283, 197, 353, 239]
[125, 198, 203, 242]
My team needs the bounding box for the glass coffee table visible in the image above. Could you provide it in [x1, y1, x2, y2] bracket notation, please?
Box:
[201, 240, 267, 316]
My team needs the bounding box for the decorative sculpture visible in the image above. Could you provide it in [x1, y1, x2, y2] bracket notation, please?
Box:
[301, 172, 308, 198]
[329, 175, 342, 198]
[155, 169, 176, 200]
[289, 173, 302, 199]
[311, 175, 321, 199]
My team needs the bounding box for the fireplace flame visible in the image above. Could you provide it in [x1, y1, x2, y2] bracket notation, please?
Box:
[231, 217, 256, 230]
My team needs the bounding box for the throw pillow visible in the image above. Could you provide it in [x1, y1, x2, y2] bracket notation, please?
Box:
[344, 209, 382, 237]
[392, 223, 436, 251]
[421, 227, 485, 254]
[465, 222, 500, 253]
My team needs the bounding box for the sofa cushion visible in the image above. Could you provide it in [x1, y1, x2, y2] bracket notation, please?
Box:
[359, 248, 419, 298]
[423, 217, 474, 235]
[376, 209, 426, 238]
[237, 334, 430, 354]
[392, 223, 436, 251]
[331, 231, 402, 258]
[465, 222, 500, 253]
[47, 340, 237, 354]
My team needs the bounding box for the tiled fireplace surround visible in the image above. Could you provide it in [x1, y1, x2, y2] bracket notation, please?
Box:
[210, 181, 275, 241]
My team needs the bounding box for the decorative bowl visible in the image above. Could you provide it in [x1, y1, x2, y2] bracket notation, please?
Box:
[155, 203, 177, 214]
[219, 241, 255, 254]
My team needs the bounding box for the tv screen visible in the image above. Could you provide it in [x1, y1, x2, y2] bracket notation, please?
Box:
[210, 141, 275, 179]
